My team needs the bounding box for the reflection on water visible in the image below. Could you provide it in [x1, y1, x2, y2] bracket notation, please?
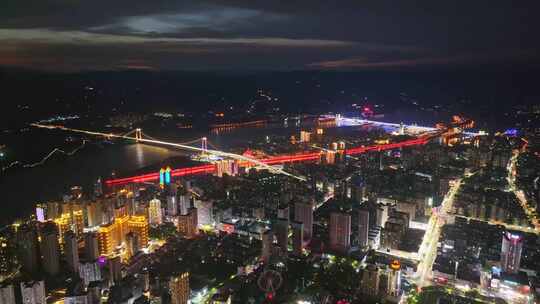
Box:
[0, 143, 184, 224]
[0, 120, 329, 223]
[135, 143, 145, 166]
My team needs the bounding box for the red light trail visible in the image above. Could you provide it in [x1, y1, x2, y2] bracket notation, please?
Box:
[32, 117, 473, 187]
[105, 137, 430, 186]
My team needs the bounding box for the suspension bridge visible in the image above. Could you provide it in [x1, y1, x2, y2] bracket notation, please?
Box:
[31, 116, 476, 187]
[31, 123, 307, 181]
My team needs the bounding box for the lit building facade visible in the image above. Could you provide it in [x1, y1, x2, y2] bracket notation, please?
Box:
[294, 201, 313, 240]
[324, 150, 336, 164]
[329, 212, 351, 253]
[358, 210, 370, 248]
[166, 196, 178, 217]
[35, 205, 46, 222]
[194, 200, 213, 228]
[179, 194, 190, 216]
[108, 256, 123, 285]
[125, 232, 140, 260]
[300, 131, 311, 142]
[79, 261, 101, 287]
[501, 232, 523, 274]
[381, 261, 402, 299]
[361, 264, 380, 298]
[97, 216, 149, 256]
[86, 201, 103, 228]
[0, 284, 15, 304]
[177, 208, 198, 239]
[169, 272, 190, 304]
[148, 199, 163, 226]
[20, 281, 46, 304]
[64, 295, 88, 304]
[54, 210, 84, 241]
[215, 160, 239, 177]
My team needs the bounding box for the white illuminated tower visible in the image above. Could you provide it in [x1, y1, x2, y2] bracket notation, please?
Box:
[501, 231, 523, 274]
[148, 198, 163, 226]
[166, 195, 178, 216]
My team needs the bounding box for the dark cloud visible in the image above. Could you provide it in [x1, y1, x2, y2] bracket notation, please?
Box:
[1, 0, 539, 71]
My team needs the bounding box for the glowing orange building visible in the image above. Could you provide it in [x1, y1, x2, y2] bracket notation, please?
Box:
[169, 272, 190, 304]
[54, 210, 84, 245]
[177, 208, 198, 239]
[97, 215, 149, 256]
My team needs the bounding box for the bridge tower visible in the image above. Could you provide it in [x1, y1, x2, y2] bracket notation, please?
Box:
[135, 128, 142, 142]
[201, 137, 208, 155]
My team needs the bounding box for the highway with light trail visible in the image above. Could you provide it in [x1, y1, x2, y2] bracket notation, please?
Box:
[32, 116, 475, 187]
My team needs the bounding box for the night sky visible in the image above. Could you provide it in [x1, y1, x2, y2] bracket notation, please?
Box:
[1, 1, 539, 71]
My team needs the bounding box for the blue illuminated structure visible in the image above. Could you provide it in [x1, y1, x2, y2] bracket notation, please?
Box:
[159, 167, 172, 188]
[165, 166, 171, 184]
[505, 129, 518, 136]
[159, 168, 165, 188]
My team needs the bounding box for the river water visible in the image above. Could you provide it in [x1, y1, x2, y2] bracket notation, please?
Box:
[0, 120, 331, 223]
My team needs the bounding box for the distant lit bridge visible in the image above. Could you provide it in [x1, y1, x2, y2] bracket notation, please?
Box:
[31, 123, 307, 181]
[335, 116, 480, 137]
[32, 115, 477, 187]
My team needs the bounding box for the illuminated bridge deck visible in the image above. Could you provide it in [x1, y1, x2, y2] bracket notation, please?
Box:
[105, 136, 431, 186]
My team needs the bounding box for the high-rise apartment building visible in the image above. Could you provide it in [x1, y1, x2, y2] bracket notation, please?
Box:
[40, 222, 60, 276]
[20, 281, 46, 304]
[178, 194, 190, 216]
[358, 210, 370, 248]
[84, 232, 99, 261]
[54, 210, 84, 240]
[0, 284, 15, 304]
[501, 231, 523, 274]
[166, 196, 178, 217]
[291, 220, 304, 256]
[148, 198, 163, 226]
[97, 216, 148, 256]
[169, 272, 190, 304]
[273, 218, 289, 255]
[18, 224, 40, 274]
[86, 201, 103, 228]
[261, 230, 273, 263]
[294, 201, 313, 240]
[79, 261, 101, 287]
[194, 200, 213, 227]
[329, 212, 351, 254]
[125, 232, 140, 260]
[64, 230, 79, 274]
[361, 264, 380, 298]
[177, 208, 198, 239]
[108, 256, 123, 285]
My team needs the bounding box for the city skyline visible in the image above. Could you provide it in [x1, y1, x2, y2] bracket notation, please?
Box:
[1, 2, 539, 304]
[0, 110, 539, 304]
